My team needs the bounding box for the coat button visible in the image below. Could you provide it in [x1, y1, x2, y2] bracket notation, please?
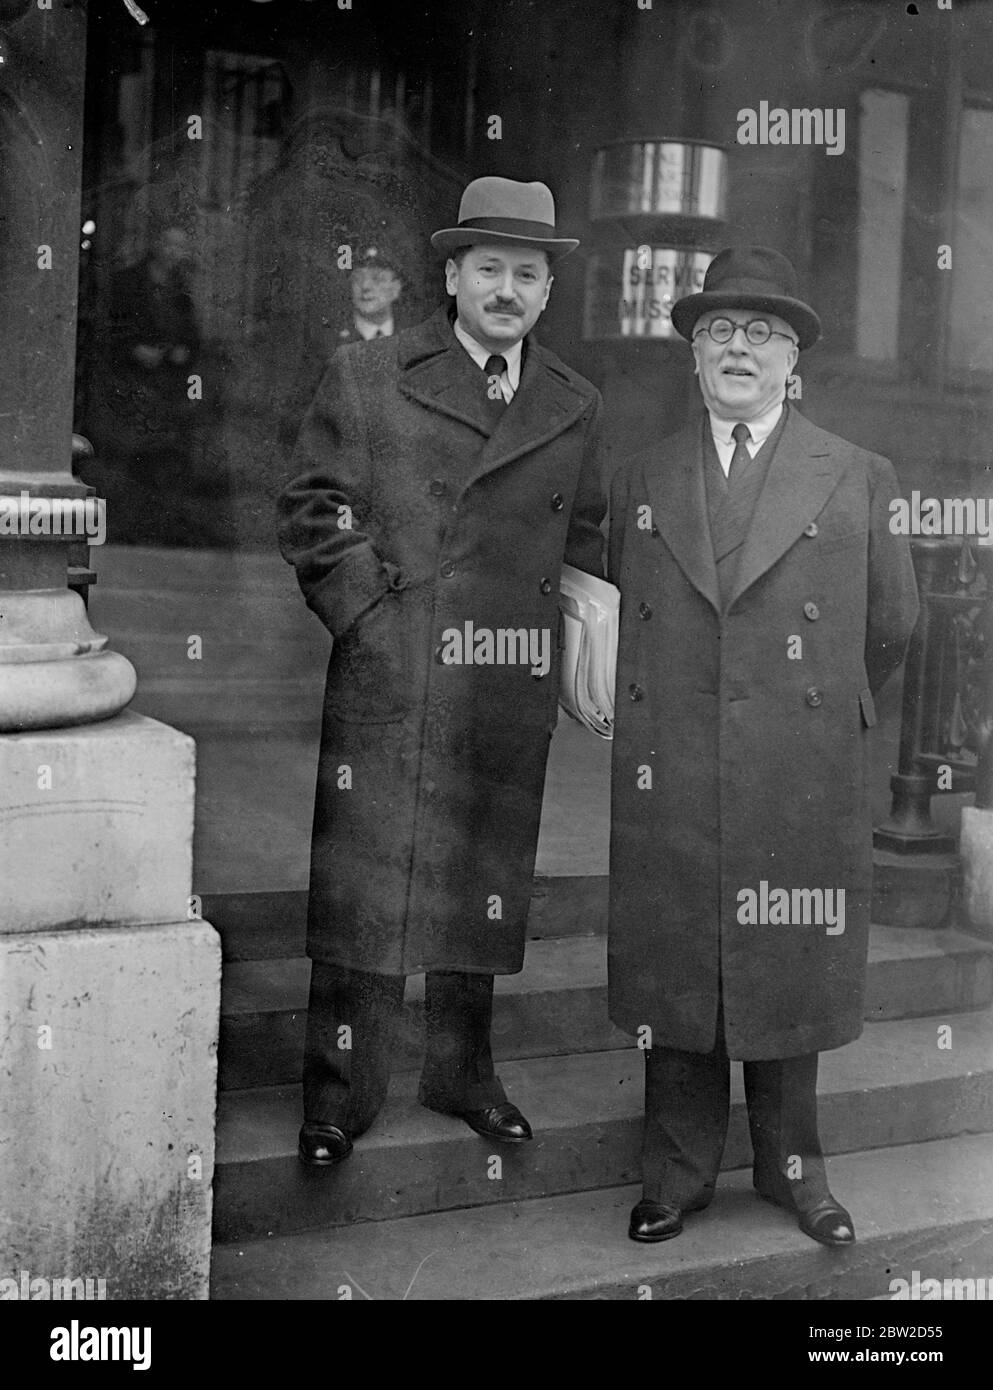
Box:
[440, 560, 456, 578]
[540, 577, 553, 594]
[805, 686, 823, 707]
[629, 683, 644, 702]
[550, 493, 564, 511]
[803, 601, 820, 621]
[429, 478, 445, 496]
[638, 601, 653, 619]
[803, 522, 818, 537]
[651, 525, 661, 538]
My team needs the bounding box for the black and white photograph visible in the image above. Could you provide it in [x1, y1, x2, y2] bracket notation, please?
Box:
[2, 0, 993, 1338]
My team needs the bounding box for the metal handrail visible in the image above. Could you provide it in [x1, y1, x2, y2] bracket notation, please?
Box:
[875, 535, 993, 852]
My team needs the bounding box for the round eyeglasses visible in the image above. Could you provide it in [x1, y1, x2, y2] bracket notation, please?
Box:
[693, 317, 797, 347]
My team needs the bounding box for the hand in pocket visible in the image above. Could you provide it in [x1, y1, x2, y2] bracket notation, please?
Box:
[330, 592, 410, 722]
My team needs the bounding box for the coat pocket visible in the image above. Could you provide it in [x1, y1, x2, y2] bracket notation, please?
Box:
[327, 593, 411, 723]
[816, 529, 865, 555]
[858, 687, 877, 728]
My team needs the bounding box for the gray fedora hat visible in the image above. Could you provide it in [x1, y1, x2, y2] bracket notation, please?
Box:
[671, 246, 821, 350]
[431, 177, 579, 258]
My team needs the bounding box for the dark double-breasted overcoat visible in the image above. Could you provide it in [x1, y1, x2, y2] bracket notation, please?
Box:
[607, 407, 919, 1059]
[279, 306, 605, 976]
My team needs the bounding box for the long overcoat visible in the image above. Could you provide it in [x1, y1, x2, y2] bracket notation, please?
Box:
[279, 307, 605, 975]
[607, 407, 919, 1058]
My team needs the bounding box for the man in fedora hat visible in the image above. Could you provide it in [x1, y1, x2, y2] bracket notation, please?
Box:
[607, 246, 919, 1245]
[278, 177, 605, 1165]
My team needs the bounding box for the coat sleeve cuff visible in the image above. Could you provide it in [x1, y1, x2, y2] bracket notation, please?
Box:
[304, 547, 396, 637]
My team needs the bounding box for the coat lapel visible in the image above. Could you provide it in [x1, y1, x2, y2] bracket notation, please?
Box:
[728, 407, 848, 608]
[397, 308, 495, 435]
[396, 307, 592, 480]
[470, 338, 590, 482]
[645, 416, 721, 615]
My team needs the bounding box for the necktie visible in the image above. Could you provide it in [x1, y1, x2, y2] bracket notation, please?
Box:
[484, 354, 509, 415]
[729, 421, 752, 482]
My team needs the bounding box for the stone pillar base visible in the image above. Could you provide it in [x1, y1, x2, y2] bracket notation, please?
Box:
[0, 588, 137, 733]
[0, 921, 220, 1300]
[0, 650, 137, 733]
[0, 710, 220, 1300]
[0, 711, 194, 930]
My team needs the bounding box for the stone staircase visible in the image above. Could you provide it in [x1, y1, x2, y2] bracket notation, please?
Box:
[208, 882, 993, 1300]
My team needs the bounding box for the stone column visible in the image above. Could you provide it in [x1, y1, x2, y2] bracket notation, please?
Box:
[0, 0, 136, 730]
[0, 2, 221, 1300]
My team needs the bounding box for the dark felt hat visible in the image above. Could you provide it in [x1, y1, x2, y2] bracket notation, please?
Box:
[671, 246, 821, 350]
[431, 177, 579, 258]
[354, 246, 403, 278]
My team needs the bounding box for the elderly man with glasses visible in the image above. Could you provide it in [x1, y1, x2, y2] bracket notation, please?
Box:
[606, 247, 919, 1247]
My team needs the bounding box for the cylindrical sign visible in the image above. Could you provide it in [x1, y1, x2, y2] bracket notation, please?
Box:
[584, 246, 713, 340]
[590, 140, 727, 222]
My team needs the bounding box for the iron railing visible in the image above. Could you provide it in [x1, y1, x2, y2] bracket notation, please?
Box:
[875, 536, 993, 854]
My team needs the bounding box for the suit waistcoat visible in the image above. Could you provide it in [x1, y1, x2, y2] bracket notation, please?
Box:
[702, 406, 789, 606]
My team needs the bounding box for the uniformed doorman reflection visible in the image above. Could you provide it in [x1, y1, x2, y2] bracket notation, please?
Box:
[82, 222, 235, 545]
[84, 223, 209, 542]
[106, 224, 201, 440]
[337, 246, 404, 344]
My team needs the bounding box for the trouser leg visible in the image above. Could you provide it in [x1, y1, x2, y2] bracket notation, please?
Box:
[743, 1052, 829, 1212]
[417, 970, 508, 1112]
[642, 1044, 731, 1208]
[302, 962, 405, 1138]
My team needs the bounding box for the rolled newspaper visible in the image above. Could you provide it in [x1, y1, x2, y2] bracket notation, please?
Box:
[558, 564, 619, 738]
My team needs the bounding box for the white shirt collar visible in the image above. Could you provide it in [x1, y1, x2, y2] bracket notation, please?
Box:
[354, 315, 394, 341]
[708, 399, 784, 449]
[453, 318, 523, 392]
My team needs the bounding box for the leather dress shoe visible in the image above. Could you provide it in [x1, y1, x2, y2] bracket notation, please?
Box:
[298, 1122, 353, 1167]
[628, 1199, 683, 1243]
[457, 1103, 533, 1143]
[798, 1199, 856, 1248]
[756, 1181, 856, 1247]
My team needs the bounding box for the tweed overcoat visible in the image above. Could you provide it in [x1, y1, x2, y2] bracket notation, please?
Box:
[279, 307, 605, 975]
[607, 407, 919, 1058]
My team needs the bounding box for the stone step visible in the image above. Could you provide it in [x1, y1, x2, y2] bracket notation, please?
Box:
[205, 877, 610, 963]
[89, 547, 323, 732]
[90, 543, 293, 596]
[210, 1131, 993, 1300]
[219, 935, 624, 1090]
[211, 1008, 993, 1242]
[92, 592, 320, 650]
[132, 680, 323, 734]
[217, 926, 993, 1091]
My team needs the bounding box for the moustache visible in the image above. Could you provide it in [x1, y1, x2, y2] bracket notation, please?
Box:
[484, 302, 523, 315]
